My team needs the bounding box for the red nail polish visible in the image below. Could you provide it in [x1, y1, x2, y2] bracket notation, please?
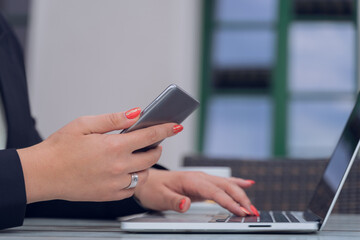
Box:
[240, 207, 251, 215]
[173, 125, 183, 134]
[125, 107, 141, 119]
[246, 180, 256, 185]
[250, 205, 260, 216]
[179, 198, 186, 210]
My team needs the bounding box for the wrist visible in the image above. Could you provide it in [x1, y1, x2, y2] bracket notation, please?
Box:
[17, 142, 58, 203]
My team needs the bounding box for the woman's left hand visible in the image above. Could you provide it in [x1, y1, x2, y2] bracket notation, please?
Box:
[134, 169, 258, 217]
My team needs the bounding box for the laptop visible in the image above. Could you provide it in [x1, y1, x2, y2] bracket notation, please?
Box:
[120, 94, 360, 233]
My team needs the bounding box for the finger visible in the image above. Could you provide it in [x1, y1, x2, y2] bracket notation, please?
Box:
[213, 178, 253, 214]
[225, 183, 252, 213]
[124, 123, 182, 152]
[204, 183, 248, 217]
[66, 107, 141, 134]
[158, 188, 191, 213]
[204, 175, 253, 206]
[118, 169, 149, 190]
[125, 147, 162, 173]
[228, 177, 255, 189]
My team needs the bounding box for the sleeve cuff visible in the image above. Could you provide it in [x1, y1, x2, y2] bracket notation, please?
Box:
[0, 149, 27, 230]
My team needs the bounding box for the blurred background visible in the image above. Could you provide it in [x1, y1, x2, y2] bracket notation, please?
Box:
[0, 0, 358, 169]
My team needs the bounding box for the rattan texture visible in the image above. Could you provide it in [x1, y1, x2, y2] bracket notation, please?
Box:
[183, 155, 360, 214]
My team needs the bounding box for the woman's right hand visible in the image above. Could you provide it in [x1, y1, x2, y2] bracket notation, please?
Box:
[17, 108, 181, 204]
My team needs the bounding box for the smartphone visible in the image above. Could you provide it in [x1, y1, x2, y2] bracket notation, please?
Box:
[121, 84, 200, 152]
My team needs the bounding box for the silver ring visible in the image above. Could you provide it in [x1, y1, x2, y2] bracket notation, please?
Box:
[125, 172, 138, 189]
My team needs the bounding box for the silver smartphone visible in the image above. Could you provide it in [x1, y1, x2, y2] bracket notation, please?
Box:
[121, 84, 199, 152]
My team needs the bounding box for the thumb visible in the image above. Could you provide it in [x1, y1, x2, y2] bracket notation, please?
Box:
[66, 107, 141, 134]
[162, 189, 191, 213]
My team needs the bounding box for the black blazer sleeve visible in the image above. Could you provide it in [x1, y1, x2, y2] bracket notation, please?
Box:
[0, 149, 27, 230]
[0, 13, 166, 230]
[0, 12, 35, 231]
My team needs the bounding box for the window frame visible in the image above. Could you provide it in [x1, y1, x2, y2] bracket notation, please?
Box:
[197, 0, 358, 158]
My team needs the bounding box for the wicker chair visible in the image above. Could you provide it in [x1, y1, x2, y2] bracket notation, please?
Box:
[183, 155, 360, 214]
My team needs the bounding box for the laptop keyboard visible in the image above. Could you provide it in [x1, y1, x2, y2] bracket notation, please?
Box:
[213, 211, 300, 223]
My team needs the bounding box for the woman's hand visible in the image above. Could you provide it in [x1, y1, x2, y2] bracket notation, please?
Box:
[134, 169, 258, 217]
[17, 108, 182, 204]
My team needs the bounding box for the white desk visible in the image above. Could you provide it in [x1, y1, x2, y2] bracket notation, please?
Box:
[0, 214, 359, 240]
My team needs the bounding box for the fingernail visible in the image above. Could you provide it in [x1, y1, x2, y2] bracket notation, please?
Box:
[179, 198, 186, 210]
[125, 107, 141, 119]
[246, 180, 256, 184]
[173, 125, 183, 134]
[240, 206, 251, 215]
[250, 205, 260, 216]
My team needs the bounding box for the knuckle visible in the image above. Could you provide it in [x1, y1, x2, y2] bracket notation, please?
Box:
[76, 116, 90, 125]
[151, 154, 161, 165]
[185, 171, 203, 179]
[239, 192, 251, 205]
[151, 149, 162, 163]
[225, 183, 237, 193]
[105, 137, 120, 150]
[108, 113, 122, 128]
[230, 185, 251, 206]
[105, 135, 128, 152]
[111, 163, 126, 175]
[116, 138, 128, 149]
[138, 170, 149, 185]
[146, 128, 159, 143]
[145, 154, 159, 168]
[109, 140, 120, 151]
[236, 187, 247, 198]
[211, 189, 223, 199]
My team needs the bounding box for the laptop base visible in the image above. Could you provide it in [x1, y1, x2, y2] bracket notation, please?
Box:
[120, 210, 319, 233]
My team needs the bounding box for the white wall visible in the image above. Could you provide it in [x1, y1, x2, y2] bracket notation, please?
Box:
[27, 0, 201, 169]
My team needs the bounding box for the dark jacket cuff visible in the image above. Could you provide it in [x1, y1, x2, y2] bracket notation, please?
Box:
[0, 149, 27, 230]
[26, 197, 147, 219]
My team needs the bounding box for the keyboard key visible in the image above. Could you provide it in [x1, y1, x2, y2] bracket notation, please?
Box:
[215, 219, 227, 222]
[285, 212, 300, 223]
[228, 216, 244, 222]
[272, 211, 289, 222]
[259, 211, 273, 222]
[210, 214, 230, 223]
[244, 216, 259, 223]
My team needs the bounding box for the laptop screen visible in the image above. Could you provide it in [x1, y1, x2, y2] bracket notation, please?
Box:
[307, 94, 360, 220]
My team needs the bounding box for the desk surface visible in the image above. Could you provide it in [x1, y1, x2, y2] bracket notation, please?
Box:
[0, 214, 359, 240]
